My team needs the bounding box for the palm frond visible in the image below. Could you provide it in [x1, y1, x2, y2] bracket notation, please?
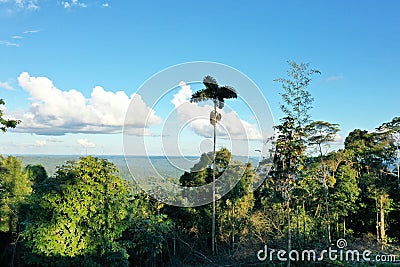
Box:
[203, 75, 218, 94]
[217, 86, 237, 108]
[203, 75, 218, 86]
[190, 88, 212, 103]
[219, 85, 237, 99]
[190, 77, 238, 108]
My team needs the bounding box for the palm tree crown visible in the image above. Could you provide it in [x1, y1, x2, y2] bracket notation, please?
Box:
[190, 76, 237, 109]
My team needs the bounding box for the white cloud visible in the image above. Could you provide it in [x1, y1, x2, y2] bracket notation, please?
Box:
[62, 0, 87, 8]
[171, 81, 262, 140]
[14, 72, 162, 135]
[77, 138, 95, 148]
[35, 140, 47, 147]
[0, 30, 40, 48]
[332, 133, 345, 145]
[101, 3, 109, 8]
[34, 138, 66, 148]
[0, 82, 13, 90]
[23, 29, 40, 34]
[0, 40, 20, 47]
[0, 0, 39, 10]
[171, 81, 192, 107]
[24, 0, 38, 9]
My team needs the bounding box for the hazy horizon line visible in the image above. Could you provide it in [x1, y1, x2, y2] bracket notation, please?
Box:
[5, 153, 260, 158]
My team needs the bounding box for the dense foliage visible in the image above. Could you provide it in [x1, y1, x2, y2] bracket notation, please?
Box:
[22, 157, 130, 266]
[1, 63, 399, 266]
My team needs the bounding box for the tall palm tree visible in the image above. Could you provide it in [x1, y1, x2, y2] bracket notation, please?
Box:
[190, 75, 237, 255]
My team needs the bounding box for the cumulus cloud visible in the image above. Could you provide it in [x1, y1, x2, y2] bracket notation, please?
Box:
[0, 82, 13, 90]
[171, 81, 192, 107]
[332, 133, 345, 145]
[14, 72, 161, 135]
[101, 2, 109, 8]
[171, 82, 262, 140]
[77, 138, 95, 148]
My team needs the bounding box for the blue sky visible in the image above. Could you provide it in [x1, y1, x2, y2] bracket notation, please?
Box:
[0, 0, 399, 156]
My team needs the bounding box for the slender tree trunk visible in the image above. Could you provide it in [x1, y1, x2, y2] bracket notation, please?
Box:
[287, 196, 291, 267]
[324, 181, 331, 244]
[8, 213, 13, 234]
[173, 237, 176, 256]
[231, 205, 235, 252]
[303, 202, 306, 247]
[212, 101, 217, 255]
[296, 203, 301, 246]
[296, 205, 299, 247]
[397, 161, 399, 190]
[319, 143, 331, 245]
[336, 222, 339, 239]
[376, 197, 380, 242]
[380, 194, 386, 247]
[343, 217, 346, 238]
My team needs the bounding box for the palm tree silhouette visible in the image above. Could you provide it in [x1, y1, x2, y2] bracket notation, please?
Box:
[190, 75, 237, 254]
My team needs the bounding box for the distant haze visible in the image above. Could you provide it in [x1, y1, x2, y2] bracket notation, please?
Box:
[17, 155, 259, 180]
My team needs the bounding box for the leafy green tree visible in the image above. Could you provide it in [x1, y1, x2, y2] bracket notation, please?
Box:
[330, 164, 360, 238]
[297, 154, 360, 243]
[269, 61, 321, 267]
[0, 156, 32, 233]
[0, 157, 32, 267]
[167, 148, 257, 258]
[22, 156, 130, 266]
[25, 164, 48, 185]
[175, 148, 232, 251]
[122, 192, 173, 267]
[274, 61, 320, 128]
[270, 116, 306, 267]
[377, 117, 400, 240]
[180, 152, 213, 187]
[344, 129, 397, 245]
[190, 76, 237, 255]
[218, 162, 255, 252]
[0, 99, 20, 133]
[293, 159, 323, 245]
[378, 117, 400, 189]
[169, 153, 215, 253]
[305, 121, 340, 244]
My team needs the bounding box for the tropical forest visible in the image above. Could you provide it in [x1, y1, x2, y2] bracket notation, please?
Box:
[1, 61, 400, 266]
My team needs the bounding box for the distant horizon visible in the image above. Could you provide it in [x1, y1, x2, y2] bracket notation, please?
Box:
[7, 153, 260, 158]
[15, 153, 262, 178]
